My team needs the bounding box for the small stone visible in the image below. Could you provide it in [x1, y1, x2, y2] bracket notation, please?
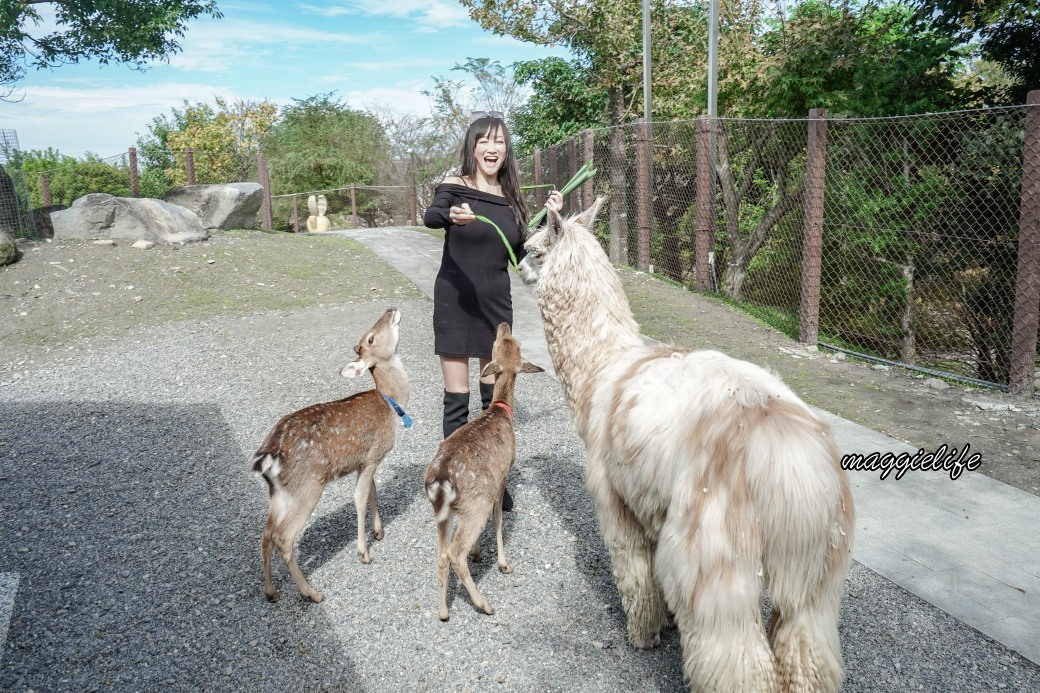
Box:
[92, 239, 115, 245]
[207, 259, 216, 264]
[924, 378, 950, 390]
[871, 364, 890, 371]
[833, 352, 847, 361]
[132, 240, 155, 250]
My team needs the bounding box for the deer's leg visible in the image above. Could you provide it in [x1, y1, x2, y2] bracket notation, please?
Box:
[448, 508, 494, 615]
[355, 464, 378, 563]
[586, 452, 668, 648]
[368, 474, 383, 541]
[261, 511, 279, 601]
[494, 493, 511, 574]
[437, 518, 451, 621]
[273, 492, 324, 603]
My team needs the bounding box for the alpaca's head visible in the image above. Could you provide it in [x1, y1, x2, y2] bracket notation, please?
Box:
[519, 196, 606, 286]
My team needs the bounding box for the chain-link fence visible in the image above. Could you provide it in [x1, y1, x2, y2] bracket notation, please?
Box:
[0, 129, 36, 238]
[270, 185, 419, 233]
[520, 96, 1040, 396]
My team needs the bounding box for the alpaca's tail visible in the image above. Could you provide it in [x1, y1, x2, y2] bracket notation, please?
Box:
[426, 479, 457, 524]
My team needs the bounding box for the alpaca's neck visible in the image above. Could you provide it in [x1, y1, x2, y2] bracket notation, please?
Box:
[538, 239, 642, 420]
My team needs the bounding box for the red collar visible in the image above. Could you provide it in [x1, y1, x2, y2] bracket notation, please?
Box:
[492, 401, 513, 422]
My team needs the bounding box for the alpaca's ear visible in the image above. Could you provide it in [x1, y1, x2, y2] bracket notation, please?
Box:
[572, 196, 605, 230]
[546, 205, 565, 241]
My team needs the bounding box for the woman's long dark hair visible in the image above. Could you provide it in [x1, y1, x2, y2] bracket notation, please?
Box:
[460, 116, 530, 239]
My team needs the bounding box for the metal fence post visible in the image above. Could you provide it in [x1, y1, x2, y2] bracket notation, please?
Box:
[695, 116, 713, 291]
[351, 184, 358, 229]
[1009, 90, 1040, 395]
[185, 147, 196, 186]
[40, 175, 52, 206]
[635, 118, 651, 271]
[582, 129, 594, 211]
[799, 108, 828, 345]
[128, 147, 139, 198]
[292, 194, 300, 233]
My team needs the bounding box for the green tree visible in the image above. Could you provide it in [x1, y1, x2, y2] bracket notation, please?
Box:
[46, 156, 131, 205]
[3, 147, 76, 207]
[917, 0, 1039, 104]
[511, 57, 605, 155]
[0, 0, 221, 98]
[261, 94, 386, 195]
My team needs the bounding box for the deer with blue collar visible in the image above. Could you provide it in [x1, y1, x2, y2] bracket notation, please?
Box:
[253, 307, 411, 603]
[424, 322, 544, 620]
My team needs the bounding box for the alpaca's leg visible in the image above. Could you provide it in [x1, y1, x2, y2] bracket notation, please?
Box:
[657, 488, 778, 692]
[767, 493, 852, 693]
[586, 454, 668, 648]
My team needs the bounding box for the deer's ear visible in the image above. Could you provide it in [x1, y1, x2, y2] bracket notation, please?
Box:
[480, 362, 503, 378]
[341, 359, 369, 378]
[520, 360, 545, 374]
[572, 196, 604, 230]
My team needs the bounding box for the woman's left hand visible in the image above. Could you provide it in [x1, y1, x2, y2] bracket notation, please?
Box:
[545, 190, 563, 214]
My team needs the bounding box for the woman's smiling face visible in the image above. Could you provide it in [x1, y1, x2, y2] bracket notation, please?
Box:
[473, 125, 506, 179]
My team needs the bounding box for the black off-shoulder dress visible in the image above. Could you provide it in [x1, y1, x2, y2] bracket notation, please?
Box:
[423, 183, 526, 359]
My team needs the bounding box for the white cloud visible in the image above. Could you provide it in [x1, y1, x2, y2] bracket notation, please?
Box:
[297, 4, 358, 18]
[342, 84, 437, 117]
[335, 0, 471, 27]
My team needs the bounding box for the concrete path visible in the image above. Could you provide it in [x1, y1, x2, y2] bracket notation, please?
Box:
[346, 225, 1040, 666]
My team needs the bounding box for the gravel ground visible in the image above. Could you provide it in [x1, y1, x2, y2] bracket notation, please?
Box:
[2, 239, 1040, 690]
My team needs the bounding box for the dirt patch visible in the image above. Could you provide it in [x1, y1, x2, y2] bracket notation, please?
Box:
[621, 268, 1040, 496]
[2, 231, 1037, 496]
[0, 230, 422, 369]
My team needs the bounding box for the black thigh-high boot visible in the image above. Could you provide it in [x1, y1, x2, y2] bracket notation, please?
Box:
[480, 381, 514, 511]
[443, 390, 470, 439]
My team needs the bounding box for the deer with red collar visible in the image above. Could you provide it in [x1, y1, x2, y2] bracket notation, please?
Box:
[253, 307, 411, 603]
[424, 322, 544, 620]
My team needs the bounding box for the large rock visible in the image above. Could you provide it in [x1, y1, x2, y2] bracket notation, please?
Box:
[163, 183, 263, 230]
[51, 193, 209, 244]
[31, 204, 66, 239]
[0, 229, 17, 266]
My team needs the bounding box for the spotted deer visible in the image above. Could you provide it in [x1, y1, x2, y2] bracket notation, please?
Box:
[424, 322, 544, 620]
[253, 307, 411, 603]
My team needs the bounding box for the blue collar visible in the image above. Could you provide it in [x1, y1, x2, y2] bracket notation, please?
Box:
[382, 394, 413, 429]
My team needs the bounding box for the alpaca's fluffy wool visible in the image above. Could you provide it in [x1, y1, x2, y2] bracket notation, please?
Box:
[520, 199, 855, 693]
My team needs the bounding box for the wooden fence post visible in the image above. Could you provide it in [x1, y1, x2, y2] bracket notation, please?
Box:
[582, 130, 594, 212]
[128, 147, 139, 198]
[351, 185, 358, 228]
[533, 148, 543, 209]
[409, 186, 417, 226]
[257, 154, 273, 230]
[40, 175, 52, 206]
[695, 116, 713, 291]
[635, 118, 652, 271]
[548, 147, 558, 200]
[1009, 90, 1040, 395]
[292, 194, 300, 233]
[567, 137, 577, 214]
[185, 147, 196, 186]
[799, 108, 828, 345]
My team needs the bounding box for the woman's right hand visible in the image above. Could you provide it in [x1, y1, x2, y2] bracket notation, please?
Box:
[449, 203, 475, 225]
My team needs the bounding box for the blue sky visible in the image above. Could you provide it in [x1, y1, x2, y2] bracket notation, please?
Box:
[1, 1, 571, 158]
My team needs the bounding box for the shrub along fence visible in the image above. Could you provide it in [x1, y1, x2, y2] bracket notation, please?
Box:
[519, 92, 1040, 397]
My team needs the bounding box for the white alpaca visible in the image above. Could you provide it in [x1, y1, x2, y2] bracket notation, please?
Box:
[519, 198, 854, 693]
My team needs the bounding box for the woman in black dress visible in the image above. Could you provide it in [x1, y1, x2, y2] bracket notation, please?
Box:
[423, 113, 562, 509]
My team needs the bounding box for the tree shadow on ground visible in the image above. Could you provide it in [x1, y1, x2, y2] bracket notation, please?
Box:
[0, 402, 360, 691]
